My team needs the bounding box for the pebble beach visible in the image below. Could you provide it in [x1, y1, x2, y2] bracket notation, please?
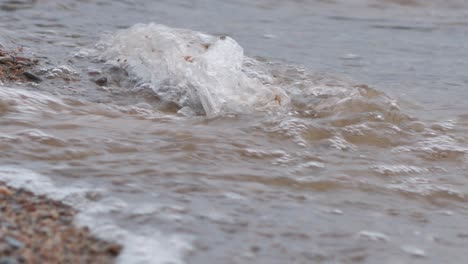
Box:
[0, 184, 121, 264]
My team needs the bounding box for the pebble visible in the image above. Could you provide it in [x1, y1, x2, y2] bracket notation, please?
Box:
[0, 257, 18, 264]
[0, 187, 12, 196]
[94, 77, 108, 86]
[87, 69, 101, 76]
[23, 71, 42, 83]
[0, 243, 11, 254]
[106, 244, 122, 256]
[0, 49, 39, 83]
[4, 236, 23, 250]
[0, 56, 14, 64]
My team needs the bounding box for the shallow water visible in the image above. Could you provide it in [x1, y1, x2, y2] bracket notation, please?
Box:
[1, 0, 468, 263]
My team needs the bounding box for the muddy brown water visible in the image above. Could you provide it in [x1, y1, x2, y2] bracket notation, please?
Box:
[1, 0, 468, 263]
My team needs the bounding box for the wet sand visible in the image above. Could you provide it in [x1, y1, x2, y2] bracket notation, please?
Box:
[0, 183, 121, 264]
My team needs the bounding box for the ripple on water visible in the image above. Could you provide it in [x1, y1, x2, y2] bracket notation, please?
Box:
[372, 165, 439, 176]
[387, 177, 465, 202]
[241, 148, 288, 159]
[393, 134, 467, 161]
[15, 129, 67, 147]
[0, 86, 70, 116]
[358, 230, 390, 242]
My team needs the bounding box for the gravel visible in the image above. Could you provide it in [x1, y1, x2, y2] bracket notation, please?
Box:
[0, 49, 40, 83]
[0, 183, 121, 264]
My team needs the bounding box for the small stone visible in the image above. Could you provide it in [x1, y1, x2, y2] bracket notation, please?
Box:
[0, 187, 12, 196]
[106, 244, 122, 256]
[183, 56, 194, 63]
[23, 71, 42, 83]
[87, 69, 101, 76]
[0, 257, 18, 264]
[94, 77, 108, 86]
[49, 210, 59, 220]
[17, 61, 31, 66]
[250, 246, 261, 253]
[4, 236, 24, 249]
[0, 56, 14, 64]
[0, 243, 11, 254]
[23, 203, 36, 212]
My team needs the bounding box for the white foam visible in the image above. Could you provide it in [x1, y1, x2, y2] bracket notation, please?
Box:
[401, 245, 426, 258]
[387, 177, 463, 199]
[0, 166, 190, 264]
[96, 23, 289, 116]
[372, 165, 428, 176]
[358, 230, 390, 242]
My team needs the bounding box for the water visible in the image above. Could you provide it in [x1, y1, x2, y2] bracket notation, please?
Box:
[1, 0, 468, 263]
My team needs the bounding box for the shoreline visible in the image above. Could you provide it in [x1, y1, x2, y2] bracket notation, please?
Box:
[0, 183, 121, 264]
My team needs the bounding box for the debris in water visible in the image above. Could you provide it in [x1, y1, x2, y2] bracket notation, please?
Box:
[94, 76, 108, 86]
[97, 23, 289, 115]
[274, 94, 282, 105]
[183, 55, 194, 63]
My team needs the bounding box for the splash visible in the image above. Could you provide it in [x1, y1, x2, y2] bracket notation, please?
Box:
[96, 23, 289, 116]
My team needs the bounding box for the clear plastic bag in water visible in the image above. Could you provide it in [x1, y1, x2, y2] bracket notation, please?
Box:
[97, 23, 289, 116]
